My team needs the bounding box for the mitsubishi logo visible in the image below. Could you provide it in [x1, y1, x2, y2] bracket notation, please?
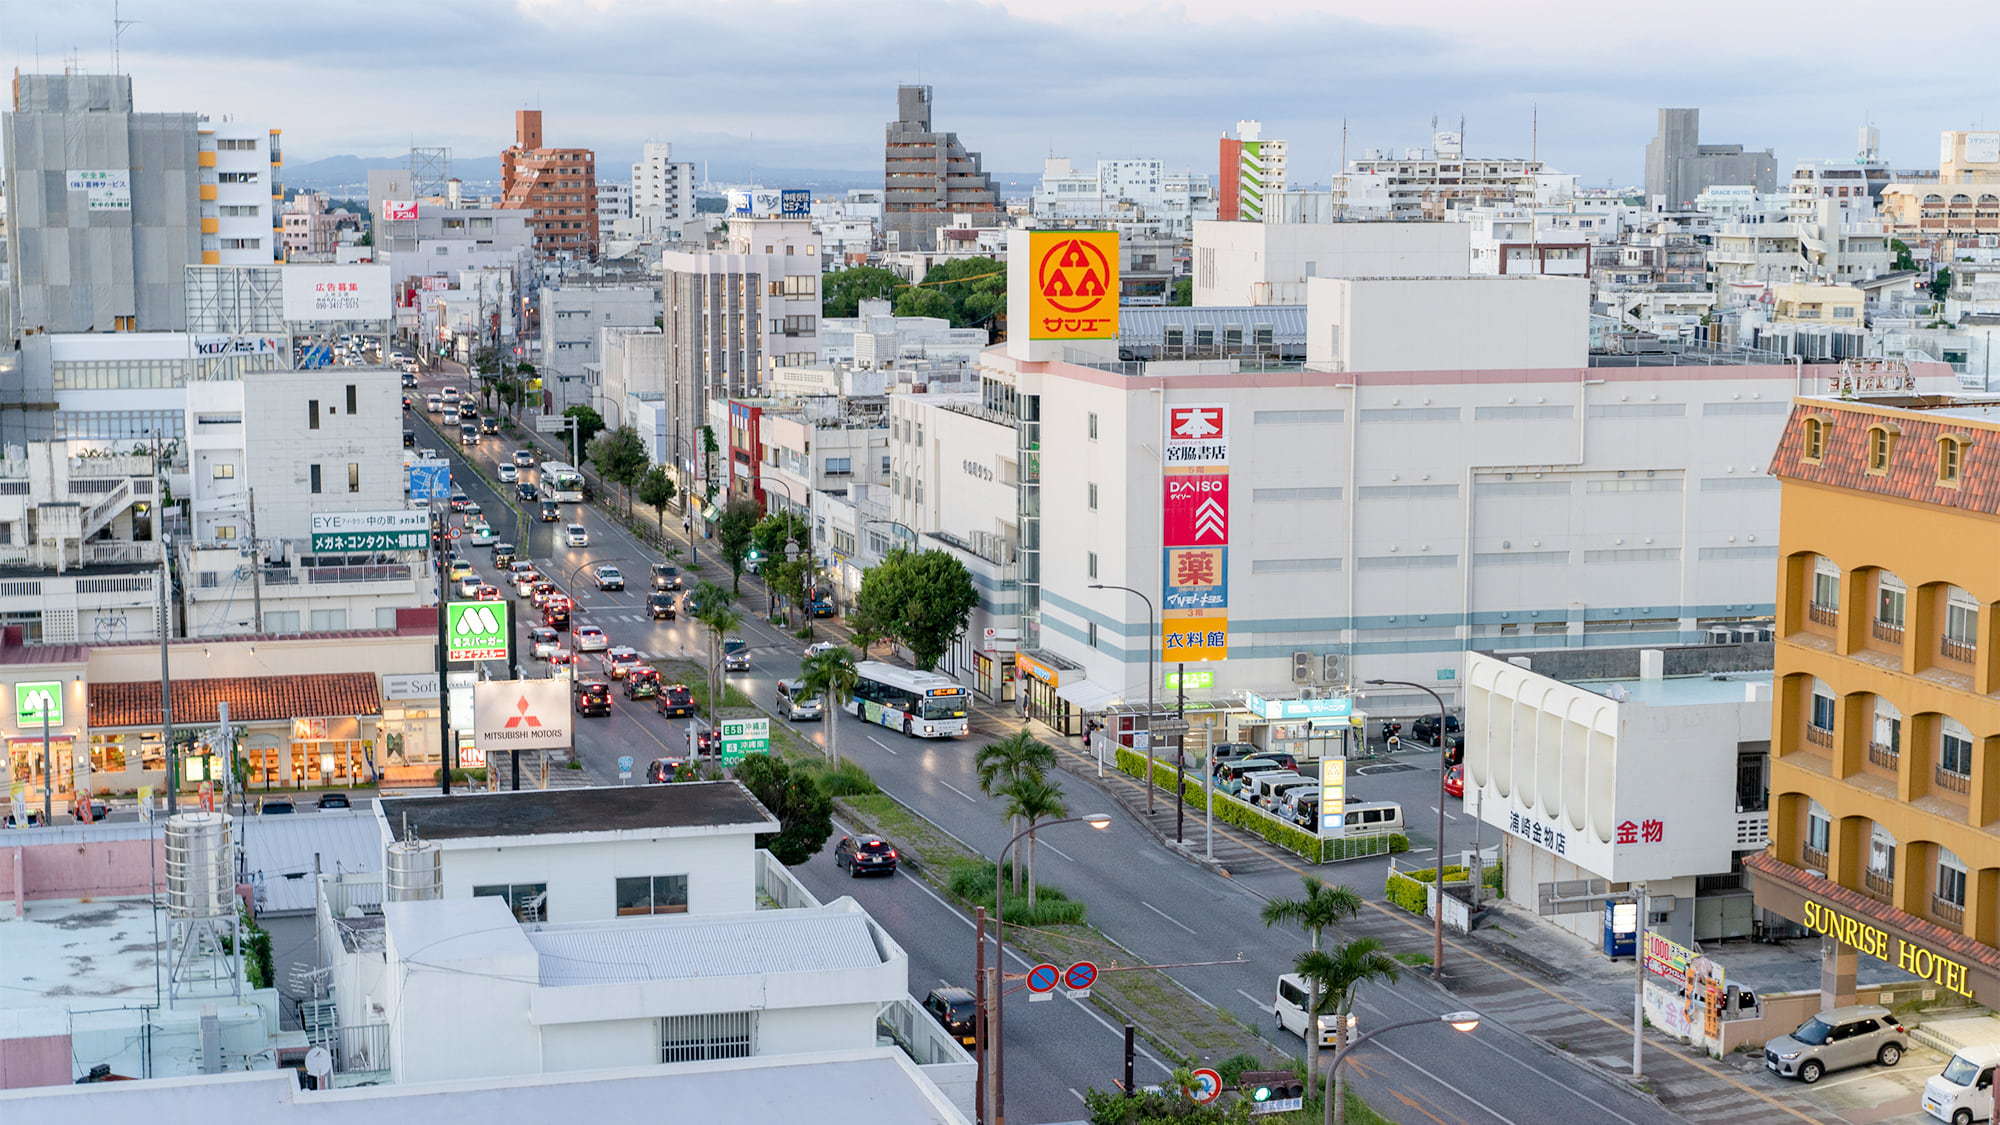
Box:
[504, 696, 542, 729]
[1192, 497, 1226, 542]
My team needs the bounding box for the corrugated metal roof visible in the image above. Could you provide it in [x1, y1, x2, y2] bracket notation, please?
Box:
[1118, 304, 1309, 340]
[238, 808, 382, 914]
[529, 909, 883, 986]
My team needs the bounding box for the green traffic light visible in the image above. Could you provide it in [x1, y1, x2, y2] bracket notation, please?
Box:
[1251, 1086, 1272, 1102]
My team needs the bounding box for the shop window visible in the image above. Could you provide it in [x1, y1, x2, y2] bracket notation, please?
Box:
[89, 735, 126, 773]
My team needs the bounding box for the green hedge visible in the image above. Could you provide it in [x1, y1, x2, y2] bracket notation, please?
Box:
[1384, 865, 1472, 916]
[1111, 747, 1407, 864]
[946, 859, 1087, 926]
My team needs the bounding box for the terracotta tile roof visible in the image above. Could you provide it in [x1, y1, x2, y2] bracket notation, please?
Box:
[1769, 400, 2000, 515]
[1746, 851, 2000, 974]
[89, 673, 382, 728]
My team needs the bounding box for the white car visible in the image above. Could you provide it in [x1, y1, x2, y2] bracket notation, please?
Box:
[565, 524, 589, 548]
[440, 386, 460, 402]
[469, 523, 495, 546]
[460, 500, 482, 516]
[804, 641, 840, 659]
[498, 464, 518, 483]
[457, 574, 482, 598]
[574, 625, 609, 653]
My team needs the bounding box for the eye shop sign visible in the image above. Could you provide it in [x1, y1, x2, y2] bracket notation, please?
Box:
[1800, 899, 1973, 998]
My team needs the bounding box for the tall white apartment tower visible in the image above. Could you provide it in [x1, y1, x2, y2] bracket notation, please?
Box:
[204, 120, 282, 264]
[632, 142, 696, 224]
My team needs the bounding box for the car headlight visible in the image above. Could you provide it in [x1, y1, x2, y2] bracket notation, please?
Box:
[1777, 1050, 1800, 1060]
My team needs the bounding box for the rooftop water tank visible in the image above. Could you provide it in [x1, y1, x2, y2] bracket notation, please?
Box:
[164, 812, 235, 918]
[385, 838, 442, 902]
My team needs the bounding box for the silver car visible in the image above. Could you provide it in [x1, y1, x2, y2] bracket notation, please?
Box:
[1764, 1004, 1906, 1083]
[777, 679, 823, 721]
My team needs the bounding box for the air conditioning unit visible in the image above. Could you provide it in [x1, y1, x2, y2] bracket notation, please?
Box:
[1291, 652, 1314, 684]
[1322, 653, 1346, 686]
[1707, 627, 1736, 644]
[1298, 686, 1320, 700]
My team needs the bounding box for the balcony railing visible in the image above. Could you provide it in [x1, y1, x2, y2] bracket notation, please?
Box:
[1933, 896, 1966, 927]
[1807, 604, 1839, 627]
[1872, 620, 1905, 644]
[331, 1022, 391, 1075]
[1941, 636, 1977, 664]
[1868, 742, 1901, 771]
[1935, 767, 1972, 795]
[1801, 845, 1829, 872]
[756, 848, 820, 911]
[1804, 725, 1835, 749]
[1862, 870, 1894, 901]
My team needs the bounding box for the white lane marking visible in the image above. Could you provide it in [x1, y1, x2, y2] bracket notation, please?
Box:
[1039, 840, 1076, 863]
[939, 780, 979, 803]
[1236, 988, 1267, 1009]
[1069, 1088, 1087, 1105]
[1140, 901, 1198, 935]
[866, 734, 900, 757]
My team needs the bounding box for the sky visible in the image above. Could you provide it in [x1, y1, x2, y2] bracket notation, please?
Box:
[6, 0, 1998, 186]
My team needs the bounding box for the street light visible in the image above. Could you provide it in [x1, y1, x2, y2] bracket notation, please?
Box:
[989, 814, 1111, 1125]
[864, 518, 918, 551]
[1365, 678, 1451, 982]
[1088, 584, 1157, 816]
[1326, 1010, 1481, 1123]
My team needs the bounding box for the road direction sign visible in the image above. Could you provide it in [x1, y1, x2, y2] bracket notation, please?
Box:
[1026, 963, 1059, 1001]
[718, 717, 770, 766]
[407, 460, 451, 501]
[1189, 1068, 1222, 1104]
[445, 601, 509, 662]
[1063, 961, 1098, 997]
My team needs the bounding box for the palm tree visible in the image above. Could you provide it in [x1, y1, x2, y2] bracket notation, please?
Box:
[1000, 773, 1067, 910]
[1262, 876, 1365, 1077]
[1293, 937, 1401, 1125]
[690, 581, 739, 726]
[799, 646, 858, 766]
[976, 732, 1055, 894]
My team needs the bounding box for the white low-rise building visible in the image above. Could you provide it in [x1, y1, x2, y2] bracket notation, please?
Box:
[1464, 649, 1774, 949]
[1192, 220, 1470, 306]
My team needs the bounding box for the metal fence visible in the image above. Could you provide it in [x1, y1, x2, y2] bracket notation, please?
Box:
[756, 849, 819, 911]
[331, 1023, 391, 1074]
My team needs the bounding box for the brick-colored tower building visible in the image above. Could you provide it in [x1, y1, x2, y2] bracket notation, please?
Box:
[499, 110, 598, 259]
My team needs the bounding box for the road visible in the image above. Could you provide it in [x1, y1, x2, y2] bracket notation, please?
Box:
[406, 374, 1680, 1124]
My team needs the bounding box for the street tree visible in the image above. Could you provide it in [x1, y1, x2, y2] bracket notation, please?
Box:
[1295, 938, 1401, 1125]
[586, 426, 649, 515]
[854, 548, 978, 670]
[975, 732, 1055, 894]
[893, 257, 1005, 335]
[561, 405, 605, 455]
[689, 581, 739, 724]
[821, 266, 903, 317]
[713, 499, 763, 594]
[635, 466, 677, 532]
[1000, 773, 1067, 910]
[799, 646, 859, 766]
[734, 753, 833, 865]
[1261, 876, 1365, 1078]
[752, 511, 810, 618]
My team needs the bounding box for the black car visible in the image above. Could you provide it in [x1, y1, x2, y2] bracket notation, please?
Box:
[260, 798, 296, 815]
[834, 834, 899, 877]
[574, 680, 613, 716]
[690, 726, 721, 757]
[316, 792, 352, 810]
[539, 500, 561, 522]
[1411, 715, 1462, 745]
[403, 429, 416, 447]
[646, 756, 688, 784]
[650, 563, 682, 591]
[516, 482, 539, 502]
[647, 592, 678, 620]
[656, 684, 697, 719]
[923, 987, 977, 1047]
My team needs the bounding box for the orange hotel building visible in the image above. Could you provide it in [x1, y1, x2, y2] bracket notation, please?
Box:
[1751, 388, 2000, 1007]
[499, 110, 598, 260]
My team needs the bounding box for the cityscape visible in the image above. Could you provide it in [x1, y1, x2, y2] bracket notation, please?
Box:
[5, 7, 2000, 1125]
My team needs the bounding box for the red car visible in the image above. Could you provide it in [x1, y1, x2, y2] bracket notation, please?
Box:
[1442, 763, 1464, 798]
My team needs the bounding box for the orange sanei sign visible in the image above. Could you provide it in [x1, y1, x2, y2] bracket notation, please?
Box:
[1028, 231, 1119, 340]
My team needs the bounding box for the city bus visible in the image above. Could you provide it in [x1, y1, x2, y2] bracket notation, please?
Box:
[538, 462, 585, 503]
[848, 661, 970, 738]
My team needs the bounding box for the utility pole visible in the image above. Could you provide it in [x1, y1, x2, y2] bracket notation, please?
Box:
[434, 502, 453, 796]
[246, 488, 263, 630]
[160, 530, 175, 815]
[1632, 883, 1649, 1079]
[1174, 661, 1187, 844]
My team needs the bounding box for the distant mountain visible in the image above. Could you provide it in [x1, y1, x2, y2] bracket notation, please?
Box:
[284, 154, 501, 191]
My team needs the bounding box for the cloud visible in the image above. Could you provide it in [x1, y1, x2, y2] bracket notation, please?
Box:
[5, 0, 1994, 183]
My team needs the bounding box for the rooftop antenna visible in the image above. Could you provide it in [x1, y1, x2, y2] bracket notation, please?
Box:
[1531, 104, 1538, 163]
[112, 0, 139, 76]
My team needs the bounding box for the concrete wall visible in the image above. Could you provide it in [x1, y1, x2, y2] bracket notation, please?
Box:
[1193, 221, 1471, 307]
[244, 370, 405, 542]
[0, 836, 164, 907]
[436, 833, 759, 921]
[1307, 275, 1589, 372]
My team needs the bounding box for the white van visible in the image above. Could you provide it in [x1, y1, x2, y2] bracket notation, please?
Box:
[1274, 973, 1357, 1047]
[1239, 770, 1302, 809]
[1261, 775, 1318, 813]
[1342, 801, 1406, 834]
[1925, 1045, 2000, 1123]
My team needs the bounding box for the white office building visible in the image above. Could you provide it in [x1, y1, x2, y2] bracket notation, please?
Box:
[539, 284, 661, 410]
[1192, 220, 1470, 306]
[1464, 650, 1775, 948]
[819, 299, 987, 371]
[1033, 157, 1216, 238]
[631, 142, 697, 227]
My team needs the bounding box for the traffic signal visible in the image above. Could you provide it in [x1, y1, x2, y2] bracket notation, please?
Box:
[1239, 1070, 1303, 1110]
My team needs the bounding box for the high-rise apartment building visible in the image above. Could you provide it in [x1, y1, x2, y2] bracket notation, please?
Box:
[1749, 386, 2000, 1011]
[632, 142, 696, 224]
[1879, 130, 2000, 248]
[1332, 132, 1565, 222]
[595, 180, 630, 222]
[204, 120, 283, 265]
[498, 110, 599, 259]
[1217, 120, 1287, 222]
[882, 86, 1000, 252]
[1644, 108, 1777, 209]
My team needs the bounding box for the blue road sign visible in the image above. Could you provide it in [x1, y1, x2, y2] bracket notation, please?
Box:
[1026, 963, 1060, 993]
[408, 461, 451, 501]
[1063, 961, 1098, 992]
[617, 756, 634, 772]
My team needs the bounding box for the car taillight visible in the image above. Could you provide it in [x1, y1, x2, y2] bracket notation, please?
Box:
[886, 850, 898, 859]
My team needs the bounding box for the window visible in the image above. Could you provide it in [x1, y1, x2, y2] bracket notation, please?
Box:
[308, 464, 322, 494]
[1938, 848, 1969, 908]
[1939, 437, 1964, 484]
[1087, 552, 1098, 579]
[1941, 721, 1974, 778]
[375, 607, 401, 629]
[615, 874, 689, 916]
[216, 138, 259, 151]
[1866, 824, 1896, 878]
[659, 1012, 754, 1063]
[212, 463, 236, 479]
[346, 384, 358, 414]
[215, 525, 237, 541]
[1087, 483, 1098, 511]
[1806, 804, 1831, 856]
[310, 608, 347, 631]
[264, 610, 301, 633]
[1087, 412, 1099, 441]
[823, 456, 852, 476]
[1867, 426, 1894, 472]
[1810, 692, 1836, 732]
[347, 463, 361, 493]
[307, 400, 320, 429]
[1946, 597, 1978, 661]
[1876, 575, 1906, 629]
[1812, 561, 1839, 613]
[473, 882, 549, 922]
[1087, 621, 1099, 649]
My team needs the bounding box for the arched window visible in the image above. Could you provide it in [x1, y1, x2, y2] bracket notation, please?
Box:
[1804, 417, 1827, 461]
[1939, 436, 1964, 483]
[1867, 425, 1895, 472]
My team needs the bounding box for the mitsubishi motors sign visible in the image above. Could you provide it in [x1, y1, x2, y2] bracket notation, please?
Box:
[473, 680, 571, 752]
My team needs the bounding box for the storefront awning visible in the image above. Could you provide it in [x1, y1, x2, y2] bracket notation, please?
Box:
[89, 673, 384, 728]
[1055, 680, 1122, 713]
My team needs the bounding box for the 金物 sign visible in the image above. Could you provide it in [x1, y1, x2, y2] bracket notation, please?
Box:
[310, 510, 431, 552]
[1027, 231, 1118, 340]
